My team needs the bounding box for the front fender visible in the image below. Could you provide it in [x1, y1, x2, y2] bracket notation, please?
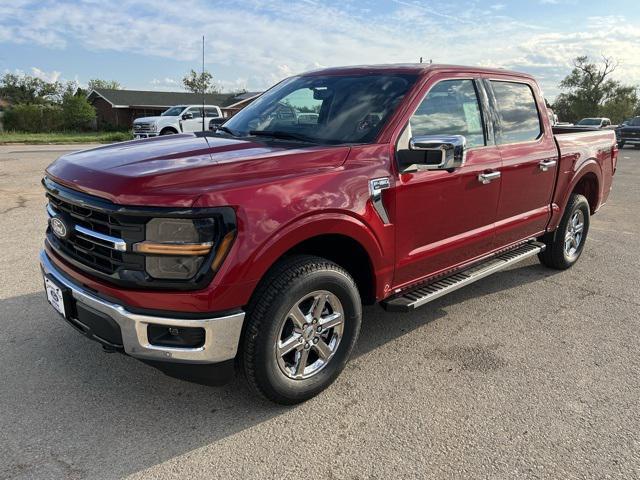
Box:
[242, 212, 389, 287]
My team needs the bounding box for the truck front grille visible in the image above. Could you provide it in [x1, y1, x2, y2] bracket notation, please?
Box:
[133, 123, 153, 133]
[44, 182, 145, 277]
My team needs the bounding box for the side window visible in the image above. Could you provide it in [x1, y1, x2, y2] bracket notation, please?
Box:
[490, 81, 541, 144]
[205, 108, 219, 118]
[409, 79, 485, 148]
[187, 108, 203, 118]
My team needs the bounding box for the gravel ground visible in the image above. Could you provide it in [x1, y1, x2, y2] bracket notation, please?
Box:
[1, 144, 639, 480]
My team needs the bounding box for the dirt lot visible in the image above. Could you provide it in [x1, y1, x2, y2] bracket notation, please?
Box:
[1, 144, 639, 479]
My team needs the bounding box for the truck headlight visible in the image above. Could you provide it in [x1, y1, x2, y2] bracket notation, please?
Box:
[133, 215, 235, 280]
[149, 124, 157, 132]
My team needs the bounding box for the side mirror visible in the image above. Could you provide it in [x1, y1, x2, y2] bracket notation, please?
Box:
[404, 135, 467, 171]
[182, 112, 193, 120]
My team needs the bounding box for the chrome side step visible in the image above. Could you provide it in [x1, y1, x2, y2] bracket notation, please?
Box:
[382, 241, 546, 312]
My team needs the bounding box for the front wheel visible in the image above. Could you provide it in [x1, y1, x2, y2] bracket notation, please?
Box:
[241, 255, 362, 404]
[538, 193, 590, 270]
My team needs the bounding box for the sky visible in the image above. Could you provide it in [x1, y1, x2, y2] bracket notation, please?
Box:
[0, 0, 639, 100]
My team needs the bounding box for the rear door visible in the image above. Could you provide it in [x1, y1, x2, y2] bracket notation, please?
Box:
[393, 76, 502, 287]
[486, 79, 558, 246]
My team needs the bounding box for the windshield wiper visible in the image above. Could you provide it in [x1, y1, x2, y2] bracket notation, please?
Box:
[249, 130, 318, 143]
[216, 126, 239, 137]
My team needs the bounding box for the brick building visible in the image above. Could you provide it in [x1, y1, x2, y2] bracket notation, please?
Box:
[87, 89, 260, 129]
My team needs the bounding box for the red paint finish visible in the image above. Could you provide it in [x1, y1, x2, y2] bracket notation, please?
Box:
[393, 146, 502, 287]
[43, 64, 617, 314]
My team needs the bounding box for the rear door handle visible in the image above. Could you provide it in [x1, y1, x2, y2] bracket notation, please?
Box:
[478, 171, 501, 184]
[539, 159, 557, 171]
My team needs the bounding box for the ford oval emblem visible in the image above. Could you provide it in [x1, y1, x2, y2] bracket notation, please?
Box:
[50, 216, 69, 239]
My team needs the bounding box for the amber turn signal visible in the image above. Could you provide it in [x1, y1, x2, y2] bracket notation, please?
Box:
[133, 241, 213, 256]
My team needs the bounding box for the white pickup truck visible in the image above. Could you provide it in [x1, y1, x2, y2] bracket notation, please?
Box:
[132, 105, 223, 138]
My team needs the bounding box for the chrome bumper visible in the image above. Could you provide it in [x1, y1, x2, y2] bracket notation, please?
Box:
[133, 133, 158, 139]
[39, 250, 245, 364]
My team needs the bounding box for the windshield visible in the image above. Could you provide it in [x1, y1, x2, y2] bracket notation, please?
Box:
[162, 106, 186, 117]
[577, 118, 601, 125]
[223, 74, 418, 145]
[630, 117, 640, 127]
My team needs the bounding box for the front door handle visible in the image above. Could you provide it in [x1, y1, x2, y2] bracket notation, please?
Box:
[539, 159, 557, 172]
[478, 171, 501, 184]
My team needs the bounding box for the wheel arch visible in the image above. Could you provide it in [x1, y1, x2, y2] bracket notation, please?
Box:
[571, 171, 600, 214]
[159, 126, 178, 135]
[244, 215, 387, 306]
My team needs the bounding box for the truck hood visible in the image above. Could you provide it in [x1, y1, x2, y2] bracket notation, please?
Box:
[46, 134, 350, 206]
[133, 116, 166, 123]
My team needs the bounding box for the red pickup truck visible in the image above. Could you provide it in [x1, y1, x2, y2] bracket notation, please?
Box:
[41, 64, 617, 404]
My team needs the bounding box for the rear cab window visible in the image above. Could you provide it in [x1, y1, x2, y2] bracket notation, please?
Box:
[490, 81, 542, 144]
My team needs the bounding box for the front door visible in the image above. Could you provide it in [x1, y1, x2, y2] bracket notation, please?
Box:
[393, 78, 502, 288]
[181, 107, 206, 133]
[486, 79, 557, 246]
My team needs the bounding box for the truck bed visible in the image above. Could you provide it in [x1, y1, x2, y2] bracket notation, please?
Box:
[552, 128, 617, 218]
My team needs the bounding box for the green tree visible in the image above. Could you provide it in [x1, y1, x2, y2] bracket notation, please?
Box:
[553, 56, 638, 124]
[87, 79, 122, 90]
[62, 90, 96, 130]
[182, 69, 220, 94]
[0, 73, 63, 104]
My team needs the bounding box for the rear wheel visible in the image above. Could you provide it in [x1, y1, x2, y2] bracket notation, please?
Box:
[538, 193, 590, 270]
[241, 255, 362, 404]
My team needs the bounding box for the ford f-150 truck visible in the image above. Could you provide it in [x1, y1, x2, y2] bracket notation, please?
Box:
[40, 64, 617, 404]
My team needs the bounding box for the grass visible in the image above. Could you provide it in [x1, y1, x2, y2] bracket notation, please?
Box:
[0, 131, 133, 144]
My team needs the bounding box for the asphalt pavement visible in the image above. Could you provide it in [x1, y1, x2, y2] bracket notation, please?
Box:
[1, 144, 639, 479]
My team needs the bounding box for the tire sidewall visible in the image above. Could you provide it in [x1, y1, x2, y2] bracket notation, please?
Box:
[559, 195, 590, 266]
[254, 268, 361, 402]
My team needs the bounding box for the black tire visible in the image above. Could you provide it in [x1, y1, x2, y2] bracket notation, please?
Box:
[160, 128, 177, 135]
[538, 193, 590, 270]
[618, 142, 624, 149]
[241, 255, 362, 404]
[634, 145, 640, 149]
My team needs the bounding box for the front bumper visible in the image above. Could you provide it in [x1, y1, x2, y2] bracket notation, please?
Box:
[133, 132, 158, 139]
[40, 250, 245, 364]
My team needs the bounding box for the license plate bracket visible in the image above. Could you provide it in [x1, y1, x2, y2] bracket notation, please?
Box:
[43, 275, 73, 319]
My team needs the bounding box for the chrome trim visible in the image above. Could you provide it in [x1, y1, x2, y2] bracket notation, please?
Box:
[369, 177, 391, 224]
[46, 203, 56, 218]
[47, 202, 127, 252]
[478, 171, 501, 184]
[40, 250, 245, 364]
[408, 134, 467, 170]
[539, 159, 557, 172]
[74, 225, 127, 252]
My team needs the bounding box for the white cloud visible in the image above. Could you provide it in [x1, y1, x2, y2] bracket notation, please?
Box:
[0, 0, 639, 98]
[31, 67, 61, 83]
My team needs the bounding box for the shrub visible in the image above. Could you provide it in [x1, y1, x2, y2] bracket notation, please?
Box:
[62, 94, 96, 131]
[3, 104, 64, 132]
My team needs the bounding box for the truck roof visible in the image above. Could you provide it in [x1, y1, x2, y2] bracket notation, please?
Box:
[301, 63, 535, 80]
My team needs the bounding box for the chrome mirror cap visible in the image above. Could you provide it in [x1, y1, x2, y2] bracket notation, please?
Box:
[407, 134, 467, 171]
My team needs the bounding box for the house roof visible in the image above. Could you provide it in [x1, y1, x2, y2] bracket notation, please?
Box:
[87, 88, 247, 108]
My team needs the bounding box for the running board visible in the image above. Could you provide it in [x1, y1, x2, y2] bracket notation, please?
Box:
[382, 242, 546, 312]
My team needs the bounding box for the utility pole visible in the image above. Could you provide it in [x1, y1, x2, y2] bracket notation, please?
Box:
[202, 35, 205, 132]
